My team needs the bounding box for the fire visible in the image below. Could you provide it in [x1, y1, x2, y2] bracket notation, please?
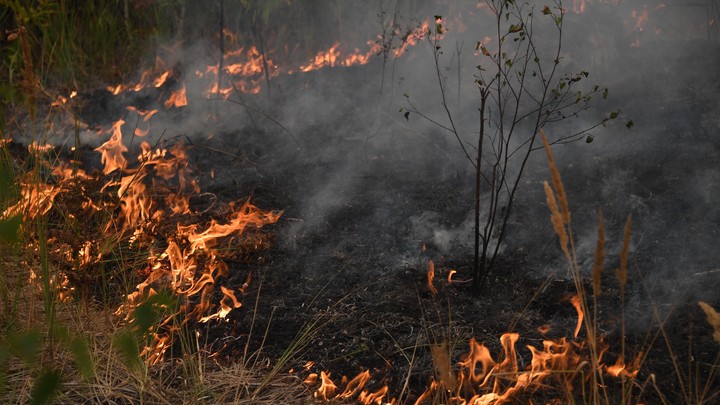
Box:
[427, 259, 437, 295]
[95, 119, 128, 175]
[570, 294, 584, 338]
[164, 83, 187, 108]
[307, 369, 391, 405]
[314, 371, 338, 400]
[3, 103, 282, 365]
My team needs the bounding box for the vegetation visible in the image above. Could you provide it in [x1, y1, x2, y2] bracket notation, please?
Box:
[403, 0, 632, 293]
[0, 1, 717, 404]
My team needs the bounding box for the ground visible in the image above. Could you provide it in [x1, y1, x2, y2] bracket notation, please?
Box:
[4, 37, 720, 404]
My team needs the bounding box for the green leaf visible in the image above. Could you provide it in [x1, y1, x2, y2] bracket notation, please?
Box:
[586, 135, 594, 143]
[114, 332, 142, 370]
[542, 6, 552, 15]
[131, 301, 156, 335]
[30, 369, 62, 405]
[626, 120, 634, 128]
[508, 24, 523, 33]
[609, 111, 619, 119]
[0, 215, 21, 244]
[69, 337, 94, 380]
[8, 329, 42, 366]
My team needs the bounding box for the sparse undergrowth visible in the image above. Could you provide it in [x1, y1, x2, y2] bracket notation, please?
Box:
[1, 1, 719, 404]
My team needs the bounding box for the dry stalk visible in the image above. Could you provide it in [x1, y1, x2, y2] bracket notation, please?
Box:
[540, 129, 570, 225]
[698, 301, 720, 343]
[541, 129, 609, 404]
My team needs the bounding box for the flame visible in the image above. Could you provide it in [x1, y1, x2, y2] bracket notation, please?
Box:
[153, 70, 171, 88]
[427, 259, 437, 295]
[570, 294, 584, 338]
[95, 119, 128, 175]
[306, 369, 391, 405]
[606, 352, 641, 378]
[314, 371, 338, 400]
[164, 83, 187, 108]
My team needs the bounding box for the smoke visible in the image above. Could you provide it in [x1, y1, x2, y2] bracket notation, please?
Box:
[17, 0, 720, 309]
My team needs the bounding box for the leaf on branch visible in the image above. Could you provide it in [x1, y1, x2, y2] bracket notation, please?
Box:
[404, 111, 410, 121]
[480, 45, 490, 57]
[508, 24, 523, 33]
[542, 6, 552, 15]
[626, 120, 634, 128]
[586, 135, 594, 143]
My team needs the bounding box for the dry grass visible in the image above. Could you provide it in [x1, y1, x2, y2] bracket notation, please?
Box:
[0, 218, 313, 404]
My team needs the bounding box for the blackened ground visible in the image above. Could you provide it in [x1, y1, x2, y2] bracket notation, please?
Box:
[48, 38, 720, 403]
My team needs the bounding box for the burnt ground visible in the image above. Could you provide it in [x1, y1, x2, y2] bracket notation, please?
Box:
[10, 37, 720, 403]
[188, 40, 720, 403]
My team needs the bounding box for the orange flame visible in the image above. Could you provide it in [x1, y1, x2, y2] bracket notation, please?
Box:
[570, 294, 584, 338]
[95, 119, 128, 175]
[314, 371, 338, 400]
[164, 83, 187, 108]
[427, 259, 437, 295]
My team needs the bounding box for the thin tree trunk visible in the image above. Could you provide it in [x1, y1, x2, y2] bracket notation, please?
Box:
[473, 90, 488, 293]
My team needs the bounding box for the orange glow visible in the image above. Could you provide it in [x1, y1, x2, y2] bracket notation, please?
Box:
[632, 7, 650, 32]
[570, 294, 584, 338]
[314, 371, 338, 400]
[95, 119, 128, 175]
[153, 70, 171, 88]
[606, 352, 641, 378]
[305, 369, 391, 404]
[164, 83, 187, 108]
[427, 259, 437, 295]
[573, 0, 586, 14]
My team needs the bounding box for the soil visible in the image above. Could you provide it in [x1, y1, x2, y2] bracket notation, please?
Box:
[7, 37, 720, 404]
